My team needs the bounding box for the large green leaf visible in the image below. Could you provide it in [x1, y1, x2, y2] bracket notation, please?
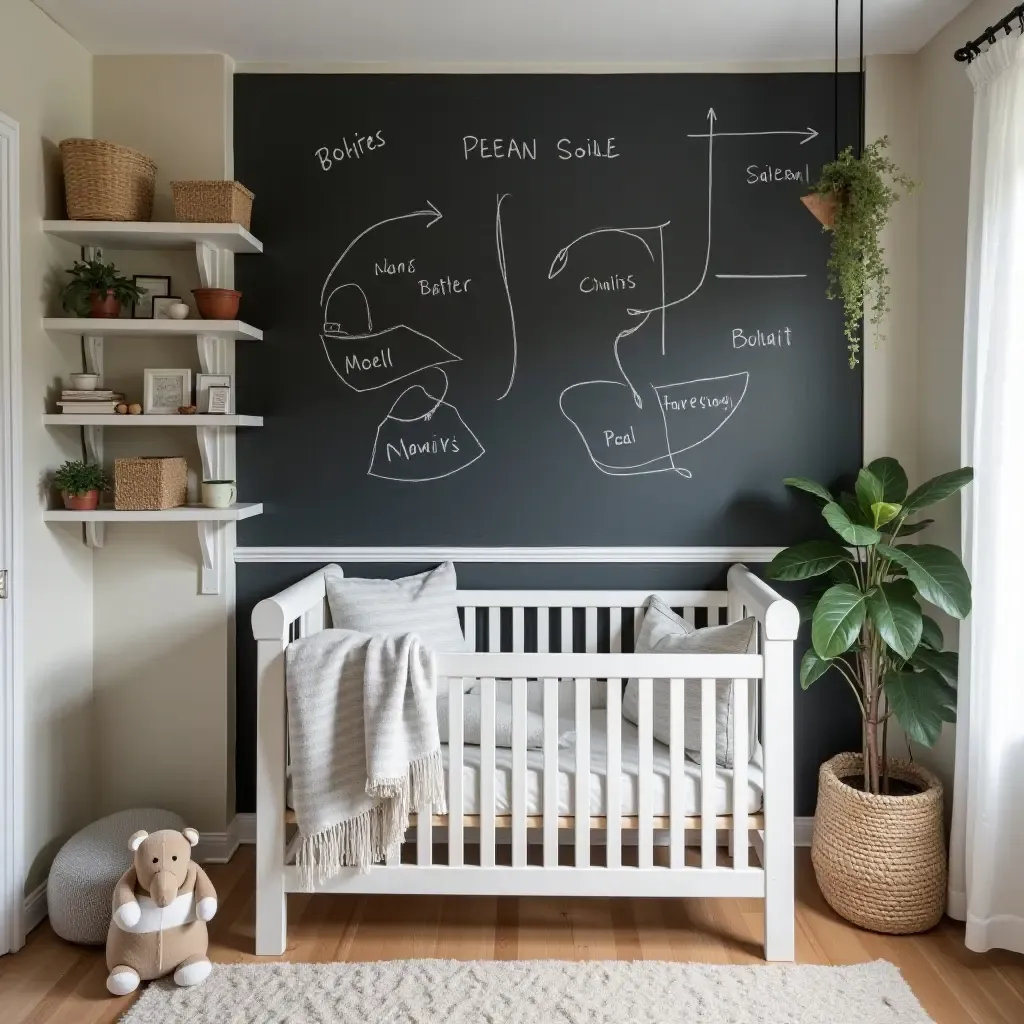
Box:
[891, 518, 934, 538]
[823, 503, 882, 546]
[877, 544, 972, 619]
[866, 581, 923, 660]
[767, 541, 852, 581]
[830, 561, 859, 585]
[840, 491, 872, 526]
[794, 589, 827, 623]
[812, 584, 867, 659]
[867, 457, 909, 502]
[800, 649, 833, 689]
[855, 468, 884, 515]
[871, 502, 901, 529]
[920, 615, 944, 650]
[902, 468, 974, 516]
[884, 669, 955, 746]
[912, 647, 959, 686]
[783, 477, 834, 503]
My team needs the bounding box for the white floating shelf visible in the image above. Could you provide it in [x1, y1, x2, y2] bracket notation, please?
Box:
[42, 220, 263, 254]
[43, 318, 262, 340]
[44, 414, 263, 427]
[44, 503, 263, 523]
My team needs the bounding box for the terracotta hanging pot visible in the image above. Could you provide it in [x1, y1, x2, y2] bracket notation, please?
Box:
[801, 190, 841, 228]
[89, 289, 121, 318]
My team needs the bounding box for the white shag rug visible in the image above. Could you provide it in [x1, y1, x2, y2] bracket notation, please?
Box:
[119, 959, 934, 1023]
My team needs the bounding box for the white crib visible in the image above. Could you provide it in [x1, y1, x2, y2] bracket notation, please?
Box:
[251, 563, 798, 960]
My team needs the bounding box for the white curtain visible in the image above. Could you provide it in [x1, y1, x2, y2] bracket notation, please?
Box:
[949, 31, 1024, 955]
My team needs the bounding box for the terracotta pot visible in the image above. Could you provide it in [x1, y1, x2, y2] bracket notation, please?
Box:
[62, 489, 100, 511]
[811, 753, 946, 934]
[801, 190, 841, 228]
[192, 288, 241, 320]
[89, 290, 121, 318]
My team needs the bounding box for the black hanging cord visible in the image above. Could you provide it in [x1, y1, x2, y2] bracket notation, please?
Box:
[858, 0, 865, 158]
[954, 3, 1024, 61]
[833, 0, 839, 159]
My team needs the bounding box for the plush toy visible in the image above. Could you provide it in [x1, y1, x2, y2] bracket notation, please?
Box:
[105, 828, 217, 996]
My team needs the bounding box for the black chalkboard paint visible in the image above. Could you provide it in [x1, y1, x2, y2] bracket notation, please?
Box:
[234, 73, 863, 547]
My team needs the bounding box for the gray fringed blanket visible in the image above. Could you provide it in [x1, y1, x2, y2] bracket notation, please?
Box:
[285, 629, 446, 887]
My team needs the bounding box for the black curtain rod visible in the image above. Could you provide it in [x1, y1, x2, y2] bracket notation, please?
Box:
[954, 3, 1024, 61]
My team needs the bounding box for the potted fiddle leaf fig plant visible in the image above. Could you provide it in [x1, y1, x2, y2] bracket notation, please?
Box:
[54, 459, 109, 511]
[767, 457, 972, 935]
[801, 137, 916, 368]
[60, 258, 143, 318]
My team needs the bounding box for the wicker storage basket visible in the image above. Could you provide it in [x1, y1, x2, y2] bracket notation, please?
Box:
[170, 180, 254, 229]
[811, 753, 946, 934]
[59, 139, 157, 221]
[114, 457, 188, 511]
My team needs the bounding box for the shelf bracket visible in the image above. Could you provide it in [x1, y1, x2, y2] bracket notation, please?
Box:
[196, 241, 222, 289]
[196, 423, 228, 595]
[197, 521, 226, 596]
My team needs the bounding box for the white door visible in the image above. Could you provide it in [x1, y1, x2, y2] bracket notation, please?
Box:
[0, 109, 24, 956]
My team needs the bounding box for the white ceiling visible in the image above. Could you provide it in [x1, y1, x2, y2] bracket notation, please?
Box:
[32, 0, 973, 62]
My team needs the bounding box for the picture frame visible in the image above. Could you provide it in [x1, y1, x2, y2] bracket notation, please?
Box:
[196, 373, 232, 414]
[133, 275, 171, 318]
[207, 386, 231, 415]
[152, 296, 183, 320]
[143, 368, 192, 415]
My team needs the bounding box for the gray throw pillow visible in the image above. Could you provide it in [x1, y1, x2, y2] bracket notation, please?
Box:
[324, 562, 470, 696]
[437, 694, 574, 749]
[623, 595, 757, 768]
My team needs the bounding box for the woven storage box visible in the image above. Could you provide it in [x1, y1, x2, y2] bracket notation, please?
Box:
[811, 753, 946, 934]
[59, 139, 156, 221]
[171, 180, 254, 229]
[114, 457, 188, 511]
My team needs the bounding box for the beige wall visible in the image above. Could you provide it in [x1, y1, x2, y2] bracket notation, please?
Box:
[91, 55, 237, 833]
[0, 0, 95, 892]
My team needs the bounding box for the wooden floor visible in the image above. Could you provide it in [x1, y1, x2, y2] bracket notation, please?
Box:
[1, 846, 1022, 1023]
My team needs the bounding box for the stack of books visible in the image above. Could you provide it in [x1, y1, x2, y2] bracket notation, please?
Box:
[57, 389, 125, 415]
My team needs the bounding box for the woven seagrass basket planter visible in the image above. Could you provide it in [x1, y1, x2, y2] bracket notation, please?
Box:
[812, 753, 946, 934]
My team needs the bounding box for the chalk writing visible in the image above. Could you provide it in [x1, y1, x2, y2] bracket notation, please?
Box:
[375, 258, 416, 275]
[557, 138, 619, 160]
[732, 327, 792, 348]
[463, 137, 537, 160]
[419, 277, 471, 296]
[580, 274, 636, 293]
[315, 132, 386, 169]
[746, 164, 810, 184]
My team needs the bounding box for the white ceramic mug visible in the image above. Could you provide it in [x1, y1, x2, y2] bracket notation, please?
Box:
[201, 480, 236, 509]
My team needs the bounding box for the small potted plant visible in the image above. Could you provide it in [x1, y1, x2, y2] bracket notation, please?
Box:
[60, 258, 144, 318]
[54, 459, 110, 510]
[802, 137, 916, 368]
[767, 458, 971, 934]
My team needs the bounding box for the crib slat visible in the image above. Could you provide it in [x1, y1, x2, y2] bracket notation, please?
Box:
[610, 607, 623, 656]
[543, 677, 558, 867]
[732, 678, 749, 869]
[670, 676, 685, 869]
[606, 675, 622, 869]
[586, 606, 602, 708]
[701, 677, 717, 868]
[634, 607, 645, 646]
[575, 677, 590, 868]
[481, 678, 496, 868]
[537, 608, 550, 653]
[512, 677, 527, 868]
[683, 606, 696, 628]
[417, 802, 432, 865]
[448, 681, 464, 867]
[512, 607, 525, 653]
[385, 842, 398, 866]
[561, 606, 572, 654]
[489, 606, 501, 653]
[638, 677, 654, 868]
[463, 606, 477, 652]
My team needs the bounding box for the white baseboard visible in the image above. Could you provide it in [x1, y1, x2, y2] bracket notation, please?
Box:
[223, 814, 811, 853]
[195, 816, 247, 864]
[24, 882, 47, 934]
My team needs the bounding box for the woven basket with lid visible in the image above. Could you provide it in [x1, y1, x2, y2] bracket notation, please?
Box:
[811, 753, 946, 934]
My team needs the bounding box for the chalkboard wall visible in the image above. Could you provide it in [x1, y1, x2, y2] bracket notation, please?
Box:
[235, 72, 862, 546]
[232, 72, 865, 816]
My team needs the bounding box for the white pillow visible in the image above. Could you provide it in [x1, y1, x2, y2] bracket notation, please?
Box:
[324, 562, 470, 696]
[437, 694, 574, 749]
[623, 595, 757, 768]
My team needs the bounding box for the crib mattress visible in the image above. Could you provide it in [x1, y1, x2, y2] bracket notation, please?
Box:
[442, 710, 764, 818]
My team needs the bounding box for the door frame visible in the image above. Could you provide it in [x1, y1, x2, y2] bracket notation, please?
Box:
[0, 110, 24, 956]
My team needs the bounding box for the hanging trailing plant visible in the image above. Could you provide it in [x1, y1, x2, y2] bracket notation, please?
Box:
[805, 137, 916, 368]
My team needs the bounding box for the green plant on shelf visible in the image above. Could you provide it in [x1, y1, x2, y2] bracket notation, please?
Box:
[53, 460, 110, 496]
[60, 258, 144, 316]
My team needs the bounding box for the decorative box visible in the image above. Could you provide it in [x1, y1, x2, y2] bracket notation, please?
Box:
[114, 457, 188, 511]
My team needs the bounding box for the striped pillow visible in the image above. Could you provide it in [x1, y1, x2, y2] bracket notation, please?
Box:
[622, 595, 757, 768]
[324, 562, 471, 696]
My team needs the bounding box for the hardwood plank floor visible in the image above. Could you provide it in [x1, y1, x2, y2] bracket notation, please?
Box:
[0, 847, 1020, 1023]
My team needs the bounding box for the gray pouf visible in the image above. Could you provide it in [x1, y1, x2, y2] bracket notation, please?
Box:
[47, 808, 186, 945]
